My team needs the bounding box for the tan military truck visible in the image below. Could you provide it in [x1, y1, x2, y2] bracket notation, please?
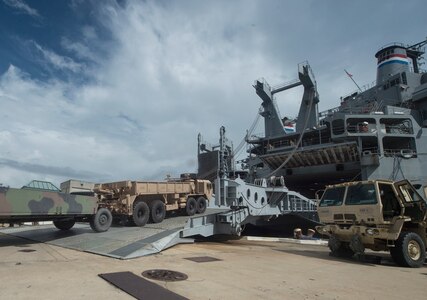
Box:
[316, 179, 427, 267]
[94, 175, 213, 226]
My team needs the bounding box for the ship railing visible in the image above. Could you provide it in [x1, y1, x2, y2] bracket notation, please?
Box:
[361, 147, 379, 155]
[361, 147, 417, 158]
[285, 194, 317, 212]
[338, 103, 382, 115]
[266, 135, 333, 153]
[246, 132, 265, 142]
[247, 131, 333, 154]
[319, 106, 340, 118]
[271, 78, 301, 93]
[300, 135, 332, 148]
[340, 82, 375, 100]
[320, 101, 381, 117]
[383, 148, 417, 158]
[376, 42, 406, 53]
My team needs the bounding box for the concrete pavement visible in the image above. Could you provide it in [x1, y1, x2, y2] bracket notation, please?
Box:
[0, 232, 426, 299]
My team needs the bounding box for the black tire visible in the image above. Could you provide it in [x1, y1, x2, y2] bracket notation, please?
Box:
[53, 219, 75, 231]
[196, 197, 207, 214]
[150, 200, 166, 223]
[328, 235, 354, 258]
[330, 244, 354, 258]
[90, 208, 112, 232]
[132, 201, 150, 226]
[186, 197, 197, 216]
[392, 231, 426, 268]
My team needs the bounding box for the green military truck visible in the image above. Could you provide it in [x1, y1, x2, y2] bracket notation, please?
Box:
[316, 179, 427, 267]
[0, 180, 112, 232]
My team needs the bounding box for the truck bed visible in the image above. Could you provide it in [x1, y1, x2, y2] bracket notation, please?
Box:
[0, 186, 98, 222]
[97, 180, 196, 196]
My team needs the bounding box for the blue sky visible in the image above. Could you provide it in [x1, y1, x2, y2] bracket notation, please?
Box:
[0, 0, 426, 187]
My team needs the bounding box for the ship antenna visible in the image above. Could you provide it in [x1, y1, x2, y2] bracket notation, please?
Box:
[344, 69, 363, 93]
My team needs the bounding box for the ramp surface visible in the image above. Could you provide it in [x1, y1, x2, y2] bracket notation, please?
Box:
[0, 213, 202, 259]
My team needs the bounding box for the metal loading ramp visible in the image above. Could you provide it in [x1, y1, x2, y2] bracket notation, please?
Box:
[0, 209, 227, 259]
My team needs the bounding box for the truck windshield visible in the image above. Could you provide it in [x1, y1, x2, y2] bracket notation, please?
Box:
[319, 186, 345, 207]
[345, 183, 377, 205]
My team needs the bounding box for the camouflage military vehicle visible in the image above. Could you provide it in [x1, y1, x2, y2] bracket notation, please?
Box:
[0, 180, 112, 232]
[316, 179, 427, 267]
[95, 174, 213, 226]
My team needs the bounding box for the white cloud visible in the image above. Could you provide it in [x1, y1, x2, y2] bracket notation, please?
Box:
[3, 0, 40, 18]
[61, 37, 97, 62]
[32, 42, 84, 73]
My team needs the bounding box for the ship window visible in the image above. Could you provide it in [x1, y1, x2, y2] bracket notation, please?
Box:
[346, 119, 358, 133]
[401, 72, 407, 85]
[345, 183, 377, 205]
[390, 77, 400, 87]
[382, 137, 416, 157]
[332, 119, 345, 135]
[361, 136, 378, 154]
[380, 118, 413, 134]
[347, 118, 376, 133]
[319, 186, 345, 207]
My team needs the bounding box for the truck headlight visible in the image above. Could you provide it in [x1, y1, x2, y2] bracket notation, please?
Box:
[365, 228, 379, 235]
[316, 226, 328, 233]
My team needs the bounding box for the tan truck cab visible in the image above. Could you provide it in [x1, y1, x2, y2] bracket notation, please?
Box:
[316, 179, 427, 267]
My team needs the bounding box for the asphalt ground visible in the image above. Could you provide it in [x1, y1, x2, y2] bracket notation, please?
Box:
[1, 232, 426, 299]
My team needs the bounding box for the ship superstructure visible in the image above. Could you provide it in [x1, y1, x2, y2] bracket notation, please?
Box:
[239, 39, 427, 198]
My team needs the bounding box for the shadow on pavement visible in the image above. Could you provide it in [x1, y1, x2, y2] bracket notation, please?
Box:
[273, 246, 405, 268]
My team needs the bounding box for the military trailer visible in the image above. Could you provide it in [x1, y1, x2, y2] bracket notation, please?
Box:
[94, 175, 213, 226]
[0, 180, 112, 232]
[316, 179, 427, 267]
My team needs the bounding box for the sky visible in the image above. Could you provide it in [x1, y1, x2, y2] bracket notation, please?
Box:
[0, 0, 426, 188]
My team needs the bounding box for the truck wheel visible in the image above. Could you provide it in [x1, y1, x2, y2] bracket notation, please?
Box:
[90, 208, 112, 232]
[196, 197, 207, 214]
[150, 200, 166, 223]
[393, 232, 426, 268]
[133, 201, 150, 226]
[328, 235, 354, 258]
[186, 197, 197, 216]
[53, 219, 76, 230]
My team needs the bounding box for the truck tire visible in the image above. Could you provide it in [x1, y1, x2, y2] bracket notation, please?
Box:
[133, 201, 150, 226]
[90, 208, 112, 232]
[196, 197, 207, 214]
[186, 197, 197, 216]
[53, 219, 76, 231]
[150, 200, 166, 223]
[328, 235, 354, 258]
[392, 231, 426, 268]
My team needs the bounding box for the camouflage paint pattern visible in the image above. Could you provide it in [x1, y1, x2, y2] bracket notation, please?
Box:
[0, 186, 98, 220]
